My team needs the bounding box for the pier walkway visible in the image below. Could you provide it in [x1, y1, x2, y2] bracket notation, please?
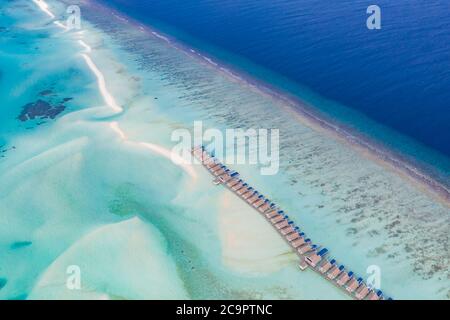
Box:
[192, 146, 391, 300]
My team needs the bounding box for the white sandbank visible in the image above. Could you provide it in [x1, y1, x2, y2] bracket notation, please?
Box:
[28, 217, 188, 299]
[218, 191, 296, 274]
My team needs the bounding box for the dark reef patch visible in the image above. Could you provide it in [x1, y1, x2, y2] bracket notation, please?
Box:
[17, 99, 65, 122]
[39, 89, 53, 96]
[0, 278, 7, 290]
[0, 145, 15, 159]
[10, 241, 33, 250]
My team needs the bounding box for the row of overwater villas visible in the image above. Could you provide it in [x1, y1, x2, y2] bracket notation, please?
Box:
[192, 146, 392, 301]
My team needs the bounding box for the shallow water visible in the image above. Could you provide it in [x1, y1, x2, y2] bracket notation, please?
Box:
[0, 0, 448, 300]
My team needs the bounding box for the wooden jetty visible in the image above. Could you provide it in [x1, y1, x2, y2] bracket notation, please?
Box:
[192, 146, 392, 300]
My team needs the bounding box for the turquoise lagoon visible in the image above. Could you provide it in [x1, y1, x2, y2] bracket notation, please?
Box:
[0, 0, 448, 300]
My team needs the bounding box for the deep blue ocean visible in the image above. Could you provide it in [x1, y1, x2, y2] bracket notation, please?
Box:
[100, 0, 450, 171]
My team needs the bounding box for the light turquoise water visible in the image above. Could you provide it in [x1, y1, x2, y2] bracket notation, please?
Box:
[0, 0, 448, 300]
